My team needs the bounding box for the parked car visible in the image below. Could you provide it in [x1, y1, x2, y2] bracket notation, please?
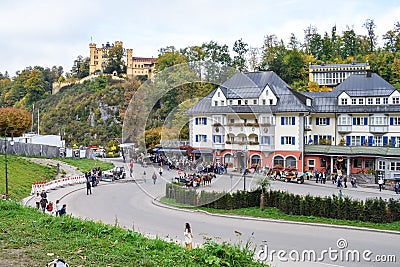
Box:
[114, 166, 126, 179]
[102, 170, 115, 182]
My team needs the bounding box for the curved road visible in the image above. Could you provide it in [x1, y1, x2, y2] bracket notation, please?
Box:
[63, 162, 399, 267]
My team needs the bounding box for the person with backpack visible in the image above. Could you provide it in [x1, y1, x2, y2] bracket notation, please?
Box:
[46, 201, 54, 215]
[40, 197, 48, 213]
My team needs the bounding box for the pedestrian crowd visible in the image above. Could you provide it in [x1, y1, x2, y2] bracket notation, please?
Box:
[34, 190, 66, 216]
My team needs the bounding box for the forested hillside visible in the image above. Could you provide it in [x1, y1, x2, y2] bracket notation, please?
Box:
[0, 19, 399, 148]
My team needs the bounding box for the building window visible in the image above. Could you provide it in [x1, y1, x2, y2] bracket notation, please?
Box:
[253, 99, 257, 105]
[353, 117, 368, 125]
[341, 98, 348, 105]
[273, 156, 284, 167]
[238, 100, 242, 105]
[351, 99, 356, 105]
[213, 135, 223, 143]
[338, 115, 351, 125]
[390, 161, 400, 171]
[383, 98, 389, 104]
[378, 160, 385, 170]
[376, 98, 381, 104]
[244, 100, 248, 105]
[285, 156, 297, 167]
[308, 159, 315, 167]
[393, 97, 400, 104]
[195, 117, 207, 125]
[281, 117, 295, 125]
[365, 160, 374, 169]
[230, 119, 234, 124]
[214, 101, 218, 106]
[370, 116, 387, 125]
[281, 136, 295, 145]
[367, 98, 373, 105]
[221, 100, 224, 106]
[229, 100, 233, 105]
[195, 134, 207, 142]
[350, 136, 362, 146]
[316, 117, 330, 125]
[269, 99, 273, 105]
[262, 99, 266, 105]
[353, 159, 362, 168]
[217, 92, 220, 97]
[360, 98, 365, 105]
[391, 117, 400, 125]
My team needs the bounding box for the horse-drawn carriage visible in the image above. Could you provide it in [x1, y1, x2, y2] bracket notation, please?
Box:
[175, 173, 216, 188]
[268, 166, 304, 184]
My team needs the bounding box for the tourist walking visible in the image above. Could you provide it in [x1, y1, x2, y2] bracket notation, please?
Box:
[378, 178, 384, 192]
[152, 172, 157, 184]
[143, 171, 146, 183]
[40, 196, 48, 213]
[55, 199, 61, 216]
[184, 222, 193, 249]
[86, 178, 92, 195]
[34, 192, 41, 209]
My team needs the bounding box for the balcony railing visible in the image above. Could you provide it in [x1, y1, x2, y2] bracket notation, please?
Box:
[337, 125, 352, 133]
[369, 125, 388, 133]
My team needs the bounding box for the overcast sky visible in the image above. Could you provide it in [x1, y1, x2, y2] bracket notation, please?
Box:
[0, 0, 399, 77]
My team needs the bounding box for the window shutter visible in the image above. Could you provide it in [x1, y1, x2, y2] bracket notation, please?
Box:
[391, 137, 396, 147]
[361, 136, 366, 146]
[353, 118, 356, 125]
[316, 117, 319, 125]
[281, 136, 284, 145]
[327, 135, 332, 140]
[314, 135, 318, 144]
[204, 118, 207, 125]
[281, 117, 285, 125]
[390, 117, 394, 125]
[213, 135, 215, 143]
[195, 118, 198, 125]
[203, 135, 207, 142]
[364, 117, 368, 125]
[368, 136, 373, 146]
[267, 136, 271, 144]
[292, 117, 295, 125]
[346, 136, 351, 146]
[261, 136, 264, 144]
[292, 137, 295, 145]
[326, 118, 330, 125]
[383, 136, 388, 146]
[195, 135, 199, 142]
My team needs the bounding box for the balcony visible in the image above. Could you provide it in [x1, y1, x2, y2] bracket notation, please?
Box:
[369, 125, 388, 133]
[212, 143, 225, 150]
[260, 144, 275, 152]
[337, 125, 352, 133]
[304, 125, 313, 131]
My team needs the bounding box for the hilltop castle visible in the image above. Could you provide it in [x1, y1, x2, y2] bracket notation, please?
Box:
[89, 41, 156, 78]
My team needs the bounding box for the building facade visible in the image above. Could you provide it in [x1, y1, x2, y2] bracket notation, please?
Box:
[89, 41, 155, 78]
[187, 71, 400, 181]
[309, 62, 370, 87]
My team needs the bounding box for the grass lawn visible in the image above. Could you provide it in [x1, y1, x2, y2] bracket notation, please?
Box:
[57, 157, 114, 172]
[160, 197, 400, 232]
[0, 201, 265, 267]
[0, 155, 57, 201]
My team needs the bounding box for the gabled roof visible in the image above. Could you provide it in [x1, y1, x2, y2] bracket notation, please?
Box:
[186, 71, 310, 114]
[304, 73, 399, 113]
[332, 73, 396, 97]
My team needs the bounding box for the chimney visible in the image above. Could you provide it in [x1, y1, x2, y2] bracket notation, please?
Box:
[366, 70, 372, 78]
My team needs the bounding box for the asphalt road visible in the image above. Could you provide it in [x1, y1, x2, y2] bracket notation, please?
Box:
[61, 160, 400, 267]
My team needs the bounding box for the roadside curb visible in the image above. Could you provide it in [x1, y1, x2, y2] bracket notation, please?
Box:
[152, 198, 400, 236]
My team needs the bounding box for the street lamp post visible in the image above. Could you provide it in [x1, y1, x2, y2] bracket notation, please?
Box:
[5, 127, 14, 198]
[243, 144, 248, 191]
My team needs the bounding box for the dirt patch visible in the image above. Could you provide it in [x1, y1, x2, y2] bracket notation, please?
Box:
[0, 248, 40, 267]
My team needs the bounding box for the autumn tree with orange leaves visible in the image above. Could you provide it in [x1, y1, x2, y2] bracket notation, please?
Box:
[0, 107, 32, 136]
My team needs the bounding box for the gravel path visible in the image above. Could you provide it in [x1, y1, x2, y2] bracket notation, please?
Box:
[23, 157, 84, 179]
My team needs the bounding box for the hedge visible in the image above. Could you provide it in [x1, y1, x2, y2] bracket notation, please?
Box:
[165, 183, 400, 223]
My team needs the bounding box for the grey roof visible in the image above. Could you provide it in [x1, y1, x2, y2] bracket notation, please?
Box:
[332, 73, 396, 97]
[186, 71, 310, 114]
[186, 71, 400, 115]
[303, 73, 399, 113]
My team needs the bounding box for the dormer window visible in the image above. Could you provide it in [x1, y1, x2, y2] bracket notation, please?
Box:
[229, 100, 233, 105]
[214, 101, 218, 106]
[393, 97, 400, 104]
[351, 99, 356, 105]
[253, 99, 257, 105]
[359, 99, 364, 105]
[238, 100, 242, 105]
[376, 98, 380, 105]
[383, 98, 388, 104]
[221, 100, 224, 106]
[269, 99, 273, 105]
[367, 98, 372, 105]
[244, 100, 248, 105]
[217, 92, 220, 97]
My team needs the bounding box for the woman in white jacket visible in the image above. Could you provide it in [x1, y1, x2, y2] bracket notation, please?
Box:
[184, 222, 193, 248]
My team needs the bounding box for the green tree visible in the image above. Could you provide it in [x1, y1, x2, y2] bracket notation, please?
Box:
[363, 19, 377, 53]
[104, 45, 125, 75]
[232, 38, 249, 71]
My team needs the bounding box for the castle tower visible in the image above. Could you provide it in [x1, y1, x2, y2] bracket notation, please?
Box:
[126, 49, 133, 78]
[89, 43, 98, 74]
